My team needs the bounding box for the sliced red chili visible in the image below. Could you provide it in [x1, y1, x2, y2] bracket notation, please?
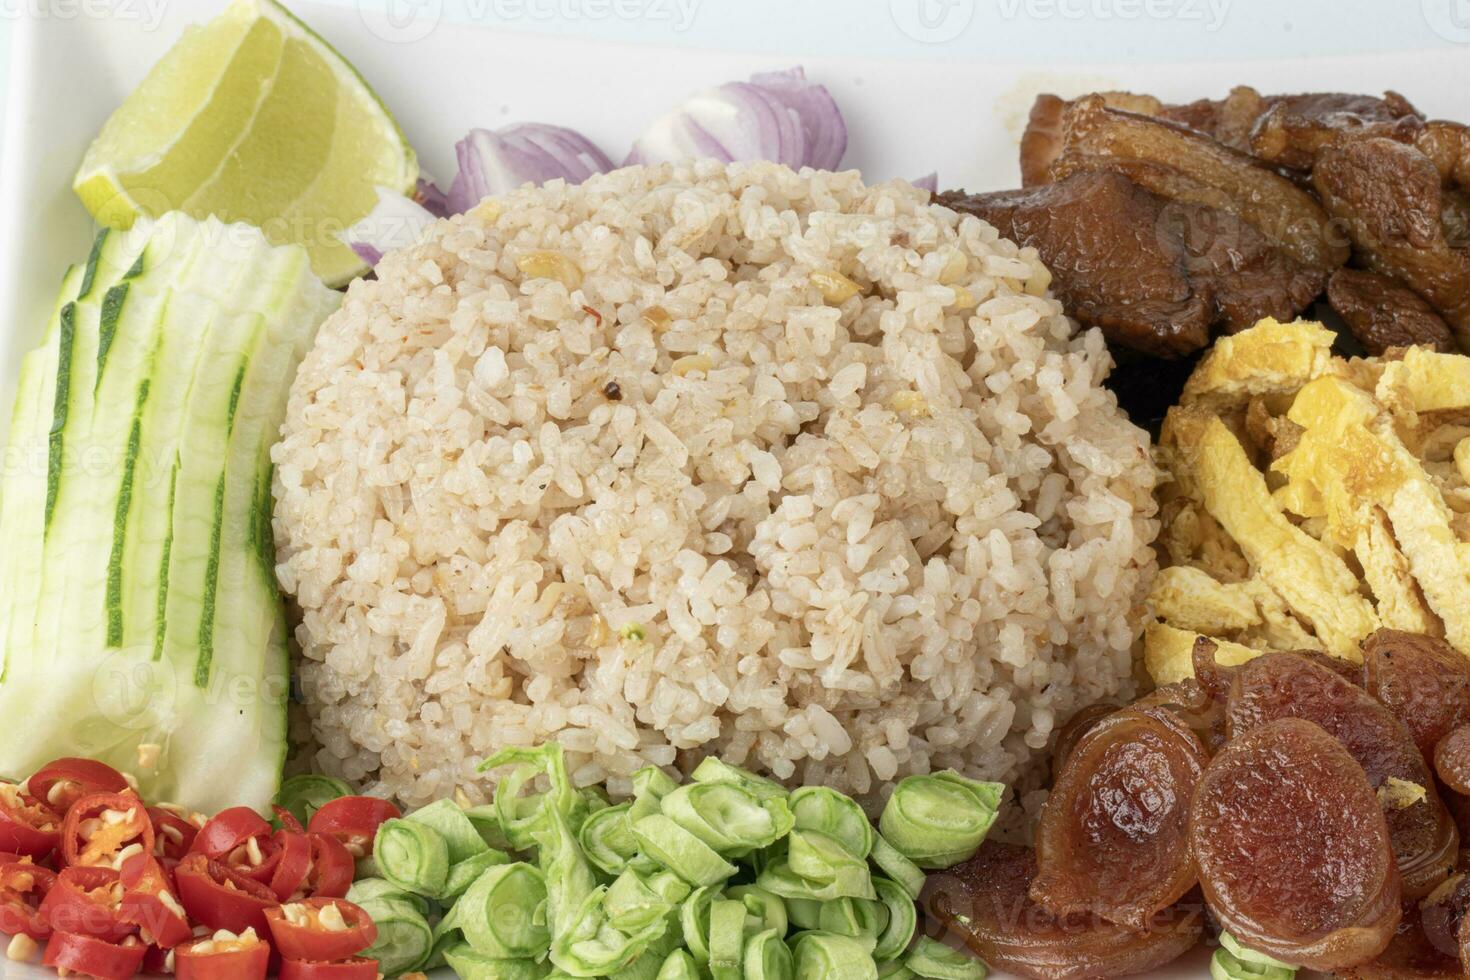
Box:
[235, 834, 284, 885]
[0, 860, 56, 940]
[141, 942, 171, 975]
[189, 806, 282, 882]
[303, 833, 354, 900]
[117, 853, 191, 949]
[306, 797, 400, 859]
[174, 929, 271, 980]
[190, 807, 272, 860]
[278, 956, 379, 980]
[264, 898, 377, 961]
[147, 806, 199, 861]
[273, 805, 306, 836]
[43, 931, 146, 980]
[28, 759, 129, 815]
[40, 866, 134, 943]
[61, 792, 153, 869]
[268, 831, 313, 903]
[174, 853, 277, 936]
[0, 782, 62, 859]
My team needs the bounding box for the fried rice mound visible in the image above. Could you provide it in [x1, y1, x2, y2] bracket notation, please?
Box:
[272, 160, 1157, 808]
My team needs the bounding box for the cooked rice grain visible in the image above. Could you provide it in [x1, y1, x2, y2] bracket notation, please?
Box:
[272, 161, 1158, 807]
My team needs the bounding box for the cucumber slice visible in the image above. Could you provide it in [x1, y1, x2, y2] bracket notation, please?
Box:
[60, 219, 208, 660]
[169, 245, 335, 807]
[120, 244, 255, 664]
[31, 226, 152, 667]
[0, 213, 339, 812]
[0, 266, 84, 682]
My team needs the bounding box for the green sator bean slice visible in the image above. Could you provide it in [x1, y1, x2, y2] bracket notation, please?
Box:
[879, 771, 1003, 870]
[690, 757, 790, 802]
[789, 786, 873, 859]
[579, 802, 639, 875]
[458, 861, 551, 959]
[792, 931, 879, 980]
[724, 884, 788, 938]
[442, 943, 548, 980]
[632, 814, 738, 887]
[374, 818, 450, 898]
[655, 949, 702, 980]
[274, 774, 351, 827]
[743, 927, 795, 980]
[660, 781, 794, 858]
[872, 876, 918, 962]
[870, 831, 927, 900]
[406, 797, 491, 864]
[357, 896, 434, 976]
[905, 936, 989, 980]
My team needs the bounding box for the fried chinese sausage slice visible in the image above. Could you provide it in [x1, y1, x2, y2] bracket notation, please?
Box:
[1434, 726, 1470, 797]
[1418, 871, 1470, 964]
[1226, 651, 1458, 899]
[1193, 637, 1362, 703]
[1337, 902, 1466, 980]
[1363, 630, 1470, 762]
[1133, 678, 1226, 754]
[1191, 718, 1401, 971]
[1032, 708, 1206, 929]
[924, 841, 1204, 980]
[1050, 700, 1120, 772]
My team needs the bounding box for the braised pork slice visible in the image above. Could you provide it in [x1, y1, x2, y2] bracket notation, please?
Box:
[1049, 95, 1349, 276]
[938, 173, 1210, 356]
[1248, 91, 1423, 171]
[1329, 268, 1456, 355]
[940, 170, 1322, 357]
[1338, 901, 1466, 979]
[1315, 138, 1470, 347]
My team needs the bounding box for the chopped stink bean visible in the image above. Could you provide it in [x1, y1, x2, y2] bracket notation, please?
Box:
[355, 742, 999, 979]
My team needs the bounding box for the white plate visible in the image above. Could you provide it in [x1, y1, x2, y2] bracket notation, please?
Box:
[0, 4, 1464, 976]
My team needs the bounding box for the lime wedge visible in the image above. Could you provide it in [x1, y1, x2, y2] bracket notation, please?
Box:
[74, 0, 417, 287]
